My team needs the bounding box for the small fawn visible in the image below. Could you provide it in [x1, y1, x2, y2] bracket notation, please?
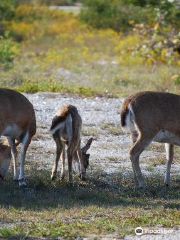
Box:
[50, 104, 93, 184]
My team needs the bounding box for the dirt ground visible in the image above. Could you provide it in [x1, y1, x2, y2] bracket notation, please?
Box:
[27, 92, 180, 176]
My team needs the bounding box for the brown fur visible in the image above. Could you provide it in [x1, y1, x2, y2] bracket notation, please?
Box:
[50, 105, 76, 131]
[0, 140, 11, 180]
[0, 88, 36, 139]
[121, 91, 180, 136]
[121, 91, 180, 188]
[0, 88, 36, 186]
[50, 104, 93, 184]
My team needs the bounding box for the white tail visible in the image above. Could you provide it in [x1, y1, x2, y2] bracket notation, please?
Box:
[121, 91, 180, 188]
[50, 104, 93, 184]
[0, 88, 36, 187]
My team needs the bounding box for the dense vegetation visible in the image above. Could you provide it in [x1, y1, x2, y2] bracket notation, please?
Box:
[80, 0, 180, 29]
[0, 0, 179, 96]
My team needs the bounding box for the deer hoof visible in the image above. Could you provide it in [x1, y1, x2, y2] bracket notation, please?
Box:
[51, 175, 56, 181]
[19, 178, 27, 187]
[13, 177, 19, 182]
[79, 173, 86, 181]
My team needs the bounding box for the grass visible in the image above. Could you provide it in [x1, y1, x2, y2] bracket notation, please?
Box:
[100, 122, 123, 136]
[0, 167, 180, 239]
[2, 60, 180, 98]
[14, 81, 100, 97]
[0, 4, 180, 97]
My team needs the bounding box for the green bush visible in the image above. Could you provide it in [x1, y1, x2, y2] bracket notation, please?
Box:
[121, 0, 162, 7]
[41, 0, 80, 6]
[80, 0, 180, 31]
[0, 32, 17, 64]
[0, 0, 17, 21]
[79, 0, 154, 31]
[0, 0, 17, 35]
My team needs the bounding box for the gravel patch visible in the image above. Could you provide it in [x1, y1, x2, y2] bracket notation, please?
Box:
[25, 92, 178, 175]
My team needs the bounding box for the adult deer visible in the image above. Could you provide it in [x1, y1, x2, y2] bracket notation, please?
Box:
[0, 88, 36, 186]
[50, 104, 93, 184]
[121, 91, 180, 188]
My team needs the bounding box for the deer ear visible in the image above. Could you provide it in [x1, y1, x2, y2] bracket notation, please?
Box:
[82, 137, 93, 153]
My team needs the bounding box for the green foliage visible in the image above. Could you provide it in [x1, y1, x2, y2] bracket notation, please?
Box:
[80, 0, 153, 31]
[80, 0, 180, 31]
[153, 0, 180, 28]
[42, 0, 80, 6]
[173, 75, 180, 85]
[0, 0, 16, 21]
[0, 0, 17, 34]
[14, 80, 98, 96]
[121, 0, 163, 7]
[0, 32, 18, 64]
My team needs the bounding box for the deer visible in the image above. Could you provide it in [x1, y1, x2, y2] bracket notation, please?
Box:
[0, 139, 11, 181]
[120, 91, 180, 188]
[50, 104, 93, 185]
[0, 88, 36, 187]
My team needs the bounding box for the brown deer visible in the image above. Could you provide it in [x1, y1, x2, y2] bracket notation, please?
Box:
[0, 140, 11, 181]
[50, 104, 93, 184]
[0, 88, 36, 186]
[121, 91, 180, 188]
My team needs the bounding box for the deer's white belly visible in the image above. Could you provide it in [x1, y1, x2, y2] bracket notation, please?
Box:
[153, 130, 180, 146]
[2, 124, 22, 138]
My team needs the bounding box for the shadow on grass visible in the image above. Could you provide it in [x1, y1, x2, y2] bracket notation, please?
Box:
[1, 168, 180, 210]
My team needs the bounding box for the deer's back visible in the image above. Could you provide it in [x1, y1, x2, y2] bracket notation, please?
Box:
[124, 91, 180, 134]
[0, 88, 36, 135]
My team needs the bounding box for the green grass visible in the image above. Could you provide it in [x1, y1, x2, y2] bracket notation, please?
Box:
[1, 61, 180, 98]
[0, 167, 180, 239]
[14, 81, 100, 97]
[1, 60, 179, 98]
[100, 122, 123, 135]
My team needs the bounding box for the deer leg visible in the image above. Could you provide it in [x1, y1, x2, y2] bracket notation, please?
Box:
[51, 134, 62, 180]
[164, 143, 174, 186]
[130, 131, 139, 186]
[7, 137, 18, 181]
[77, 146, 86, 181]
[67, 147, 74, 184]
[60, 142, 66, 180]
[131, 131, 138, 144]
[19, 131, 31, 187]
[131, 164, 139, 187]
[73, 151, 80, 174]
[130, 136, 152, 188]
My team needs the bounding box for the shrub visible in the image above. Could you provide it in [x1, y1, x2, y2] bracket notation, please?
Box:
[0, 0, 17, 34]
[80, 0, 180, 32]
[0, 0, 16, 21]
[14, 3, 49, 21]
[0, 32, 18, 64]
[8, 21, 37, 41]
[79, 0, 154, 31]
[41, 0, 80, 6]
